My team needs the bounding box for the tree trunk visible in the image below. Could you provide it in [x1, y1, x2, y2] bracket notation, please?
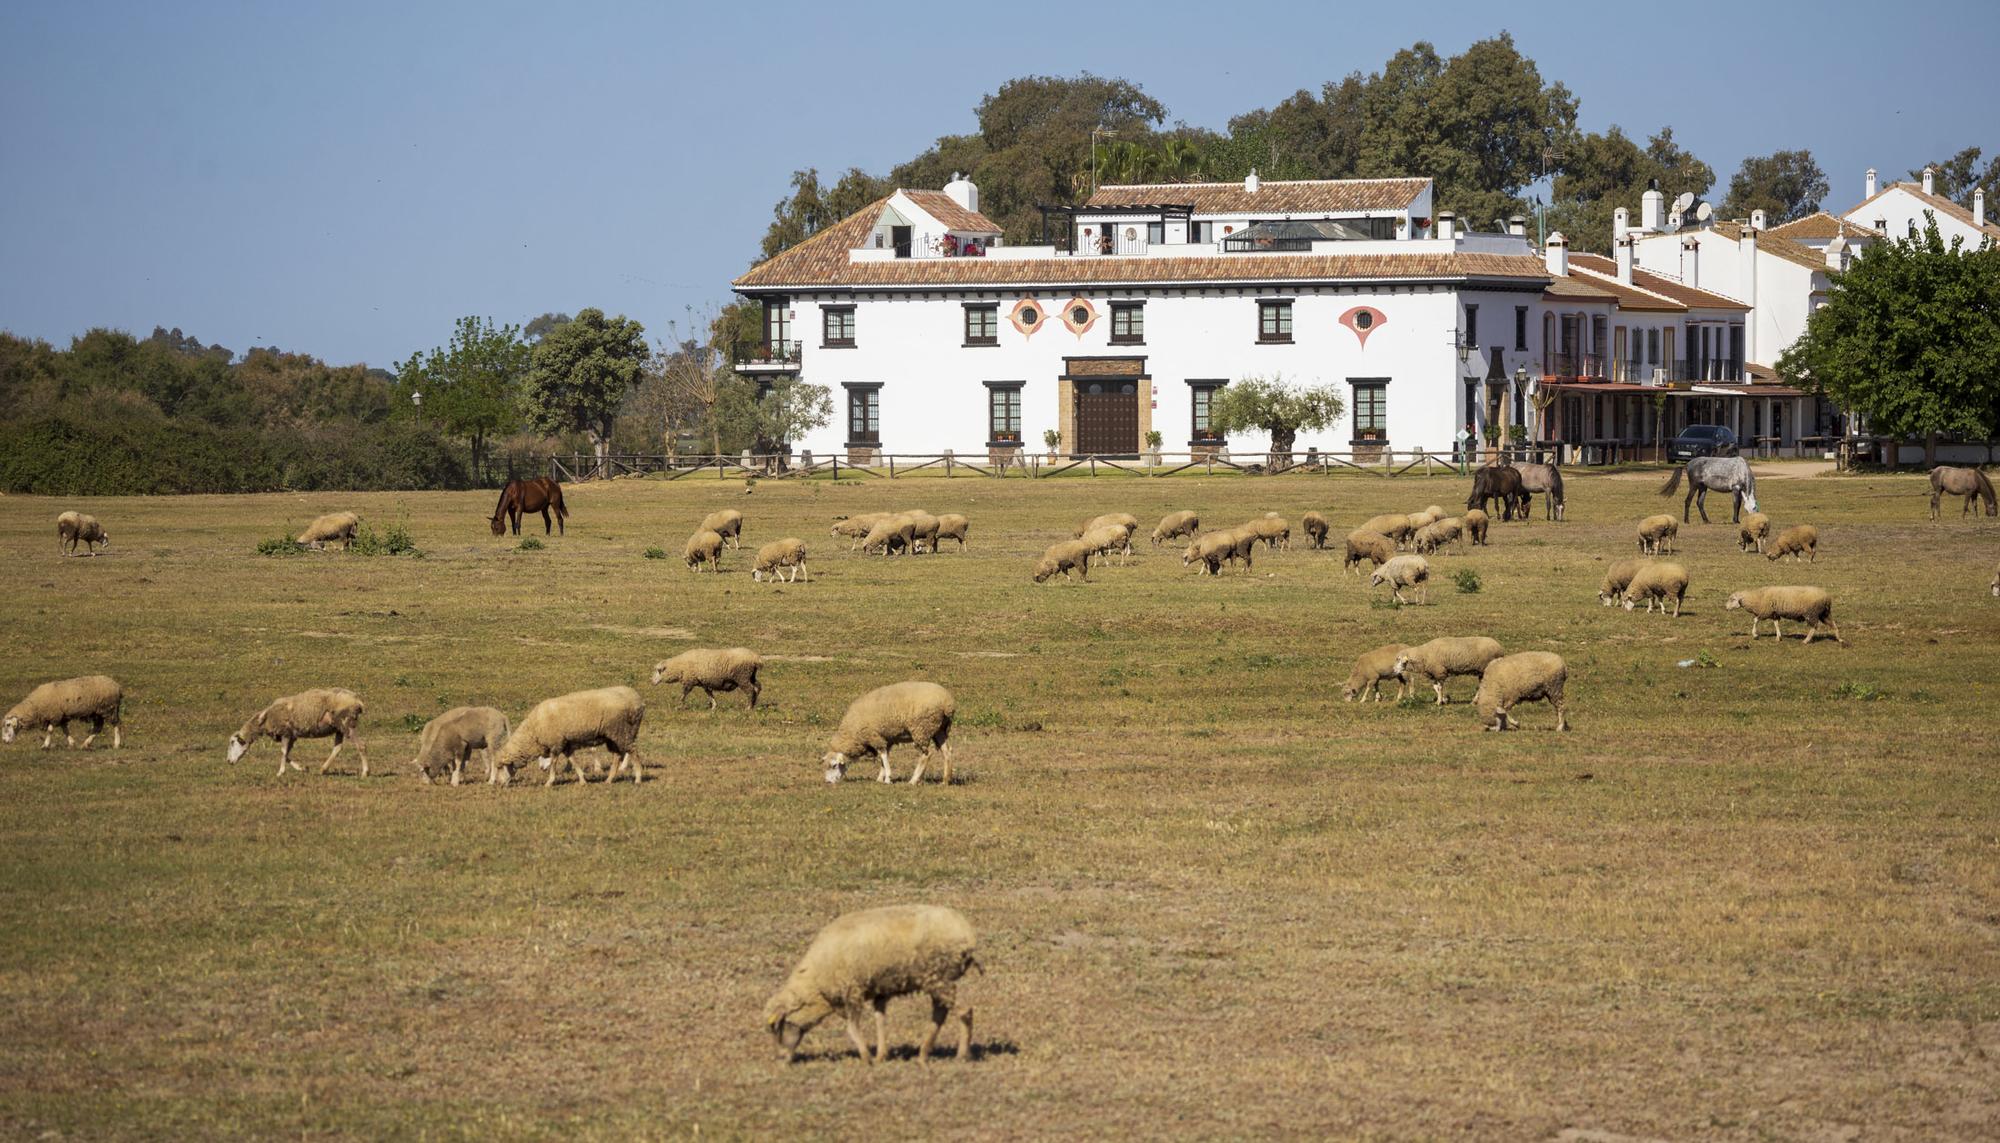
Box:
[1923, 430, 1938, 469]
[1269, 426, 1297, 471]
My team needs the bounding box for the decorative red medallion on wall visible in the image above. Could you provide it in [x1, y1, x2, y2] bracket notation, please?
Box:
[1009, 298, 1046, 337]
[1060, 297, 1098, 337]
[1340, 305, 1387, 348]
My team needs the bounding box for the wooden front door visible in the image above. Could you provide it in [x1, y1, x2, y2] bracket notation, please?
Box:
[1075, 379, 1139, 455]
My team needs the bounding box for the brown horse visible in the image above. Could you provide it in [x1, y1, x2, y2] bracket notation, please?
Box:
[1929, 466, 1996, 519]
[490, 477, 568, 536]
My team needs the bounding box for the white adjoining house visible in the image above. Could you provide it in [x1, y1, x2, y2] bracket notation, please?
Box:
[1842, 166, 1998, 249]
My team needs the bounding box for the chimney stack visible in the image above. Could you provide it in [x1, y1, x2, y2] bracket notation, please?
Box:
[1545, 231, 1569, 276]
[1680, 234, 1700, 288]
[1613, 206, 1629, 243]
[1750, 208, 1767, 231]
[1922, 166, 1935, 196]
[1641, 182, 1664, 231]
[1244, 168, 1260, 194]
[1865, 168, 1877, 198]
[1976, 187, 1987, 230]
[1508, 214, 1527, 238]
[1615, 233, 1635, 284]
[1436, 210, 1456, 240]
[943, 171, 979, 213]
[1825, 234, 1848, 272]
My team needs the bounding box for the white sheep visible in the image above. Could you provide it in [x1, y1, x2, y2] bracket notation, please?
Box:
[1725, 586, 1844, 644]
[1340, 644, 1409, 702]
[763, 904, 979, 1065]
[1464, 508, 1490, 546]
[1597, 558, 1645, 607]
[1183, 528, 1256, 576]
[55, 511, 109, 556]
[1394, 637, 1505, 704]
[1766, 523, 1819, 563]
[1637, 514, 1678, 555]
[1991, 561, 1998, 598]
[700, 509, 744, 549]
[411, 706, 511, 786]
[832, 513, 893, 549]
[1738, 512, 1771, 553]
[684, 528, 724, 572]
[1245, 515, 1290, 551]
[497, 685, 647, 786]
[3, 675, 123, 749]
[1151, 510, 1200, 546]
[751, 538, 809, 583]
[1473, 651, 1570, 731]
[1032, 539, 1092, 583]
[860, 515, 916, 557]
[934, 514, 971, 551]
[1358, 513, 1415, 548]
[822, 681, 956, 785]
[1078, 524, 1133, 566]
[1073, 512, 1139, 540]
[1370, 554, 1431, 605]
[652, 647, 764, 710]
[1622, 562, 1690, 616]
[901, 511, 943, 553]
[1301, 511, 1331, 549]
[1342, 529, 1394, 575]
[228, 688, 367, 776]
[296, 511, 360, 551]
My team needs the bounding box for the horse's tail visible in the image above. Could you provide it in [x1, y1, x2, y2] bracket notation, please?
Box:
[550, 480, 568, 520]
[1740, 461, 1758, 505]
[1929, 466, 1944, 492]
[1659, 465, 1684, 496]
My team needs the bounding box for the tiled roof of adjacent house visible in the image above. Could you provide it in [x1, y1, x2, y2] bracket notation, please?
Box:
[1844, 181, 2000, 241]
[900, 190, 1002, 233]
[1082, 177, 1430, 216]
[1541, 274, 1617, 302]
[1705, 222, 1831, 272]
[1767, 212, 1876, 241]
[1569, 253, 1749, 311]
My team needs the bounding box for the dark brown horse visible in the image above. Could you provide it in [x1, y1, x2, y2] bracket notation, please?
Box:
[490, 477, 567, 536]
[1467, 464, 1529, 521]
[1929, 465, 1996, 519]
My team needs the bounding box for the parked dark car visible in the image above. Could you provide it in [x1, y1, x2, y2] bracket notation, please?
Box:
[1668, 424, 1739, 461]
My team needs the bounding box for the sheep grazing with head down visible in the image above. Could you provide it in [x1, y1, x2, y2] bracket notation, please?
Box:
[1413, 517, 1465, 555]
[684, 528, 725, 572]
[1301, 512, 1330, 549]
[1032, 539, 1092, 583]
[822, 681, 956, 785]
[1343, 530, 1395, 575]
[700, 509, 744, 550]
[832, 513, 893, 550]
[1073, 512, 1139, 541]
[934, 514, 971, 551]
[1405, 508, 1441, 536]
[55, 511, 109, 556]
[1738, 512, 1771, 554]
[1245, 515, 1290, 551]
[901, 511, 942, 554]
[1079, 524, 1133, 566]
[1358, 513, 1416, 549]
[1765, 524, 1819, 563]
[1473, 651, 1570, 731]
[1185, 528, 1255, 576]
[764, 904, 979, 1065]
[1370, 554, 1430, 604]
[1464, 508, 1490, 546]
[1597, 558, 1645, 606]
[1637, 514, 1679, 555]
[652, 647, 763, 710]
[1394, 637, 1505, 704]
[752, 538, 809, 583]
[228, 688, 366, 776]
[411, 706, 511, 786]
[1725, 586, 1844, 644]
[497, 685, 646, 786]
[860, 515, 917, 557]
[4, 675, 123, 750]
[1151, 510, 1200, 546]
[296, 511, 360, 551]
[1341, 644, 1409, 702]
[1622, 562, 1690, 616]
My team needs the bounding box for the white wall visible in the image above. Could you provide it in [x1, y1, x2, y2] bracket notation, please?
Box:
[1844, 187, 1993, 248]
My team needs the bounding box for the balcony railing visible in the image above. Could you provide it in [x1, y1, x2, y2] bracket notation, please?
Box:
[1544, 352, 1606, 380]
[740, 340, 801, 370]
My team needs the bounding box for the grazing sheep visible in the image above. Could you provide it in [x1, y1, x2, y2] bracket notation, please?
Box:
[55, 511, 109, 556]
[1245, 515, 1291, 550]
[901, 511, 942, 553]
[1765, 524, 1819, 563]
[1405, 508, 1440, 535]
[1738, 512, 1771, 554]
[934, 514, 971, 551]
[1032, 539, 1092, 583]
[1073, 512, 1139, 540]
[1598, 558, 1646, 606]
[1412, 518, 1465, 555]
[1151, 510, 1200, 546]
[1301, 511, 1331, 549]
[822, 681, 956, 785]
[296, 511, 360, 551]
[3, 675, 123, 749]
[1358, 513, 1415, 548]
[860, 515, 917, 557]
[1342, 530, 1395, 575]
[1992, 561, 1999, 598]
[1369, 554, 1430, 605]
[651, 648, 763, 710]
[1464, 508, 1490, 546]
[497, 685, 646, 786]
[701, 509, 744, 549]
[1184, 528, 1255, 576]
[684, 528, 725, 572]
[1622, 561, 1690, 616]
[1079, 524, 1133, 566]
[752, 538, 809, 583]
[763, 904, 979, 1065]
[227, 688, 366, 776]
[832, 513, 893, 549]
[1473, 651, 1570, 732]
[1637, 514, 1679, 555]
[1393, 637, 1505, 704]
[411, 706, 511, 786]
[1340, 644, 1409, 703]
[1725, 586, 1844, 644]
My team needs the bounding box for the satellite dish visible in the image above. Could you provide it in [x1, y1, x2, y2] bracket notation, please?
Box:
[1695, 201, 1714, 222]
[1672, 191, 1696, 215]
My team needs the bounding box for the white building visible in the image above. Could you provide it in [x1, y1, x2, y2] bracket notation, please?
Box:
[1841, 166, 1998, 248]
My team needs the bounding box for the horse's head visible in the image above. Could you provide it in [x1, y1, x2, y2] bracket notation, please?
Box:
[489, 515, 505, 536]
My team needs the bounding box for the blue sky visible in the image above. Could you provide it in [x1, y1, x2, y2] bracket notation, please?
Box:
[3, 0, 1995, 367]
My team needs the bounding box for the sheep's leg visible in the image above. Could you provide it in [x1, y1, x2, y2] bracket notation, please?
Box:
[920, 996, 948, 1063]
[1553, 696, 1570, 732]
[843, 1013, 873, 1064]
[1747, 618, 1760, 639]
[956, 1005, 974, 1062]
[908, 746, 929, 786]
[321, 732, 344, 774]
[939, 741, 953, 785]
[38, 724, 54, 750]
[111, 725, 122, 749]
[544, 753, 561, 787]
[874, 747, 893, 783]
[1433, 681, 1446, 705]
[622, 750, 643, 784]
[705, 688, 718, 712]
[80, 718, 101, 749]
[1803, 624, 1815, 645]
[1828, 619, 1844, 644]
[871, 997, 890, 1063]
[679, 684, 693, 708]
[568, 752, 590, 785]
[1671, 596, 1681, 617]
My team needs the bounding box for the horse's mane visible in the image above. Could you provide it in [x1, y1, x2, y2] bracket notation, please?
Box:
[1977, 468, 1997, 505]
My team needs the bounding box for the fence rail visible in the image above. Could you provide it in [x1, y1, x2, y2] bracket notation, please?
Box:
[543, 449, 1517, 481]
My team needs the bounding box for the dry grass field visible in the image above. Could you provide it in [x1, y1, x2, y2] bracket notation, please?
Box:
[1, 464, 1997, 1140]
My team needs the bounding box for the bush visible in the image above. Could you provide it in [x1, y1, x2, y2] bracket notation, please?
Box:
[517, 537, 544, 551]
[256, 535, 306, 557]
[1452, 568, 1483, 593]
[642, 546, 667, 560]
[350, 521, 422, 557]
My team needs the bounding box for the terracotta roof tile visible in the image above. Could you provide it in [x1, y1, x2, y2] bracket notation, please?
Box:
[1767, 212, 1876, 241]
[900, 190, 1002, 233]
[737, 246, 1552, 291]
[1707, 221, 1831, 272]
[1569, 253, 1748, 311]
[1542, 275, 1617, 301]
[1083, 177, 1429, 216]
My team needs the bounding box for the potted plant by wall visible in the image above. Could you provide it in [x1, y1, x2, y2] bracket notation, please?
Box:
[1143, 429, 1163, 467]
[1042, 428, 1061, 459]
[1482, 421, 1500, 463]
[1506, 423, 1528, 461]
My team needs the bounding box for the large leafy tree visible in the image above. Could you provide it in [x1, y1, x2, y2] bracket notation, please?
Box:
[1721, 149, 1828, 224]
[1908, 147, 2000, 209]
[521, 307, 647, 467]
[395, 315, 529, 473]
[1778, 221, 2000, 464]
[1544, 126, 1714, 253]
[1206, 375, 1346, 468]
[760, 168, 892, 260]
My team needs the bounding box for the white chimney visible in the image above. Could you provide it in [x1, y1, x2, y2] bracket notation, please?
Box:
[1436, 210, 1456, 240]
[1508, 214, 1527, 238]
[1741, 226, 1759, 363]
[1613, 206, 1629, 243]
[1641, 184, 1664, 231]
[1922, 166, 1935, 196]
[1680, 235, 1700, 288]
[1825, 233, 1848, 272]
[943, 172, 979, 213]
[1545, 231, 1568, 276]
[1977, 187, 1987, 229]
[1244, 168, 1260, 194]
[1615, 233, 1635, 284]
[1750, 208, 1767, 231]
[1865, 168, 1877, 198]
